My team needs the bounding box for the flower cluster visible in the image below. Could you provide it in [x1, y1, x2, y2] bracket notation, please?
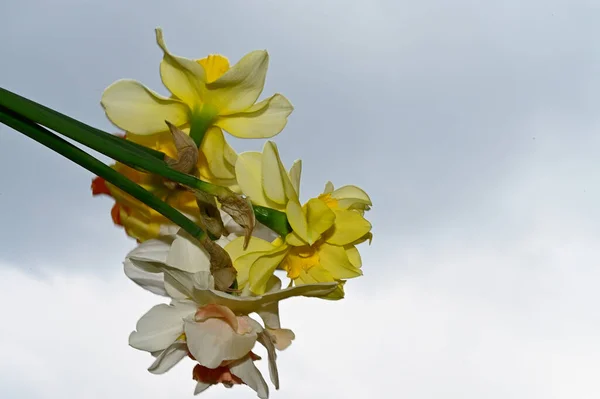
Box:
[93, 28, 372, 397]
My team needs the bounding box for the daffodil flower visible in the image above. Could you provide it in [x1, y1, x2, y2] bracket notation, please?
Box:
[226, 141, 372, 299]
[124, 230, 335, 397]
[101, 28, 293, 186]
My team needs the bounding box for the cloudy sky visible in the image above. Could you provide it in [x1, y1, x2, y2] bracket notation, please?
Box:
[1, 0, 600, 398]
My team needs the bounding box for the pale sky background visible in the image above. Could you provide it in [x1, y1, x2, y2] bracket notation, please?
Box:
[1, 0, 600, 398]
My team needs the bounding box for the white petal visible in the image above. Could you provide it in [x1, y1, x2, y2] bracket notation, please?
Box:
[124, 238, 175, 295]
[124, 258, 166, 296]
[167, 230, 211, 273]
[148, 341, 188, 374]
[184, 317, 257, 369]
[194, 381, 211, 395]
[229, 356, 269, 399]
[191, 282, 337, 315]
[257, 332, 279, 389]
[129, 301, 197, 352]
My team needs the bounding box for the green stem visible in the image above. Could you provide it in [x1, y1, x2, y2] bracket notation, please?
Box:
[0, 87, 165, 161]
[253, 205, 291, 237]
[0, 87, 223, 195]
[0, 87, 292, 236]
[0, 106, 205, 240]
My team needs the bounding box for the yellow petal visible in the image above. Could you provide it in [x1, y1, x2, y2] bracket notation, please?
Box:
[236, 152, 279, 209]
[285, 231, 307, 247]
[101, 79, 189, 135]
[261, 142, 286, 205]
[214, 94, 293, 138]
[286, 200, 309, 243]
[226, 236, 273, 261]
[197, 55, 230, 83]
[227, 237, 278, 289]
[261, 141, 297, 206]
[323, 181, 334, 194]
[205, 50, 269, 113]
[296, 267, 345, 300]
[267, 142, 299, 206]
[345, 245, 362, 268]
[248, 246, 289, 295]
[317, 243, 362, 279]
[155, 28, 206, 108]
[325, 209, 372, 246]
[330, 185, 372, 210]
[304, 198, 335, 243]
[288, 160, 302, 198]
[202, 127, 237, 180]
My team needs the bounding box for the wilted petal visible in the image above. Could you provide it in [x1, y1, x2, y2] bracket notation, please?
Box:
[229, 355, 269, 399]
[129, 301, 197, 352]
[101, 79, 189, 135]
[205, 50, 268, 113]
[267, 328, 295, 351]
[257, 332, 279, 389]
[148, 340, 188, 374]
[325, 209, 372, 246]
[184, 317, 257, 369]
[215, 94, 293, 138]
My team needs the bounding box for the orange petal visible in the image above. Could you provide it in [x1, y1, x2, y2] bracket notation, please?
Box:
[91, 176, 111, 196]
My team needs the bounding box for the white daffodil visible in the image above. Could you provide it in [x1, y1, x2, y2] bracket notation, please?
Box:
[124, 230, 335, 398]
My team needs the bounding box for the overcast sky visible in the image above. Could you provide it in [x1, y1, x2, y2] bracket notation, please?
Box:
[1, 0, 600, 398]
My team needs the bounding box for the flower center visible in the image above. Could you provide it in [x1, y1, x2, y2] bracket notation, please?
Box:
[318, 193, 339, 209]
[189, 105, 219, 146]
[280, 245, 320, 279]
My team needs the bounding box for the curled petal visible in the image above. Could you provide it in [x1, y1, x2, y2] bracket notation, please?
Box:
[155, 28, 206, 107]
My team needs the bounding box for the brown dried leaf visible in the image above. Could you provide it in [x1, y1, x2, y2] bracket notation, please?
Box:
[195, 190, 225, 238]
[217, 193, 255, 250]
[164, 121, 198, 174]
[199, 235, 237, 291]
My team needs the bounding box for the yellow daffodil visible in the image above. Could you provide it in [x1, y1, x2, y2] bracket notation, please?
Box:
[226, 142, 372, 299]
[101, 28, 293, 186]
